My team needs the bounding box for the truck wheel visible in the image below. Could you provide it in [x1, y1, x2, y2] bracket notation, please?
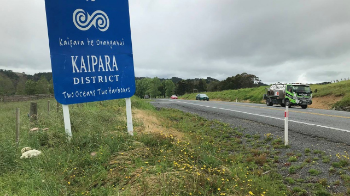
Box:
[301, 105, 307, 109]
[281, 103, 285, 107]
[286, 100, 291, 108]
[266, 99, 273, 106]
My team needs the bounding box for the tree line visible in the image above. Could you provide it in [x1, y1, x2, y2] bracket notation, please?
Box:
[0, 69, 264, 97]
[135, 78, 176, 98]
[135, 73, 265, 98]
[0, 70, 53, 96]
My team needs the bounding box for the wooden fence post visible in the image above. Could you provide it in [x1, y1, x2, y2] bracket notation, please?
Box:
[16, 108, 20, 144]
[48, 100, 50, 114]
[30, 102, 37, 122]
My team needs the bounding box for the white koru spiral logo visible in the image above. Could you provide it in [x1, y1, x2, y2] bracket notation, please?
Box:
[73, 9, 109, 32]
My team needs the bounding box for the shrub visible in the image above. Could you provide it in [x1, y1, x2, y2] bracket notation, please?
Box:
[308, 169, 321, 176]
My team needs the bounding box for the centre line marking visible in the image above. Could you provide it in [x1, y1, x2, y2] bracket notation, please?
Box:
[171, 100, 350, 133]
[214, 101, 350, 119]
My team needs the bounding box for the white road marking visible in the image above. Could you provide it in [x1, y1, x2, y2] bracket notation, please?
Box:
[170, 100, 350, 133]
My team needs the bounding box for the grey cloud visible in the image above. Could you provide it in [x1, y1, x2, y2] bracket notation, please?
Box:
[0, 0, 349, 84]
[0, 1, 50, 72]
[130, 0, 350, 83]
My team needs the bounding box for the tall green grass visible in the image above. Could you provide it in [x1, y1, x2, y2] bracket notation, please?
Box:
[311, 80, 350, 98]
[1, 97, 285, 195]
[0, 98, 134, 195]
[0, 97, 348, 195]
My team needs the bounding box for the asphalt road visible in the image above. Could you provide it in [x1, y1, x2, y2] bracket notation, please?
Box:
[151, 99, 350, 145]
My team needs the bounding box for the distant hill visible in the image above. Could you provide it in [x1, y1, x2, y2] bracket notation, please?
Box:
[1, 69, 267, 99]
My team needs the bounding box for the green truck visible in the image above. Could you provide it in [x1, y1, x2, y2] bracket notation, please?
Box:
[263, 83, 313, 109]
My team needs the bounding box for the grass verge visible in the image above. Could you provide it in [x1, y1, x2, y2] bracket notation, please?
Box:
[1, 98, 350, 195]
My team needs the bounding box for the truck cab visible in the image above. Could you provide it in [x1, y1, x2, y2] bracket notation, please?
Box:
[285, 84, 312, 108]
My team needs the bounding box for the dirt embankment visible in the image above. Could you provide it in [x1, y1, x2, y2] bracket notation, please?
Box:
[308, 95, 343, 110]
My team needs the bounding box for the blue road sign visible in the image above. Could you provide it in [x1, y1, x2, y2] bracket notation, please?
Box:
[44, 0, 135, 104]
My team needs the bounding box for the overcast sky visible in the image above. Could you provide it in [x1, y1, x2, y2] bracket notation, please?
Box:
[0, 0, 349, 84]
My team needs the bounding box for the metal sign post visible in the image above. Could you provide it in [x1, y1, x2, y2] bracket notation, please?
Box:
[125, 98, 133, 135]
[62, 105, 72, 140]
[44, 0, 136, 139]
